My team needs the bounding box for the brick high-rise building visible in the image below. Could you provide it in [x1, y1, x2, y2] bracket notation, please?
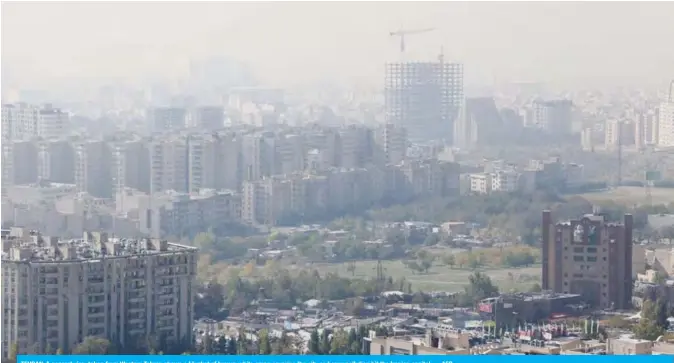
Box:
[541, 210, 633, 310]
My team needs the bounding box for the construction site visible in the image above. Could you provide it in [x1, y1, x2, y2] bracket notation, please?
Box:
[384, 28, 464, 143]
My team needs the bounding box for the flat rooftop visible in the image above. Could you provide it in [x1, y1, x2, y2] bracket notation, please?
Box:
[2, 229, 196, 263]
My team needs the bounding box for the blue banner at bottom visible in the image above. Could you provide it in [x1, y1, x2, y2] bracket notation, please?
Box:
[17, 355, 673, 363]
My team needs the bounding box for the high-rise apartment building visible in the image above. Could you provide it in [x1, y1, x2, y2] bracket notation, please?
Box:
[212, 132, 241, 190]
[193, 106, 225, 131]
[37, 105, 69, 139]
[338, 125, 374, 168]
[541, 211, 633, 310]
[658, 82, 674, 148]
[532, 100, 573, 135]
[38, 140, 75, 184]
[149, 136, 188, 193]
[114, 139, 151, 194]
[1, 103, 39, 140]
[151, 107, 187, 133]
[605, 120, 635, 150]
[1, 229, 197, 356]
[385, 61, 463, 143]
[453, 97, 505, 148]
[2, 140, 39, 186]
[74, 140, 113, 198]
[374, 123, 407, 166]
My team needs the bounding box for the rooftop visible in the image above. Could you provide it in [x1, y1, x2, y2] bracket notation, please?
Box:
[1, 228, 196, 263]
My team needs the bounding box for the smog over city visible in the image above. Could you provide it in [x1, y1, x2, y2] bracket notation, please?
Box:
[2, 1, 674, 358]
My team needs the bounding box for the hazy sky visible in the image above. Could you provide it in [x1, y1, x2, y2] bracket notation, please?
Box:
[2, 2, 674, 90]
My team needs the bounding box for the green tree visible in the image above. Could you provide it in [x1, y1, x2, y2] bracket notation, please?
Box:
[653, 271, 669, 285]
[72, 336, 111, 355]
[420, 257, 434, 274]
[633, 299, 668, 341]
[214, 336, 229, 354]
[272, 331, 295, 355]
[346, 262, 356, 277]
[347, 329, 359, 354]
[309, 330, 321, 354]
[467, 253, 481, 270]
[226, 337, 237, 355]
[319, 329, 331, 355]
[258, 329, 272, 355]
[330, 330, 349, 354]
[442, 254, 456, 269]
[464, 272, 499, 302]
[529, 283, 542, 293]
[199, 334, 214, 354]
[424, 234, 440, 246]
[236, 330, 248, 355]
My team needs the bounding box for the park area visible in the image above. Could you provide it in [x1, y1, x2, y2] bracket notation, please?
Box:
[299, 259, 541, 293]
[575, 186, 674, 206]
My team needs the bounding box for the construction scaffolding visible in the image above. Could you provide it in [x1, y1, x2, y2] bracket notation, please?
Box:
[385, 61, 464, 143]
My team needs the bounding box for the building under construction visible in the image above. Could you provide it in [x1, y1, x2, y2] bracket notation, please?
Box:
[385, 60, 463, 143]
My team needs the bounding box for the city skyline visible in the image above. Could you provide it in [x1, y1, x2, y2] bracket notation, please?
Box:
[3, 2, 674, 92]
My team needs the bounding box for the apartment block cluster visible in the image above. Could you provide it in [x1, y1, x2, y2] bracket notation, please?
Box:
[581, 83, 674, 151]
[523, 99, 575, 135]
[2, 105, 460, 236]
[242, 158, 459, 226]
[1, 103, 70, 140]
[0, 227, 198, 356]
[468, 157, 584, 195]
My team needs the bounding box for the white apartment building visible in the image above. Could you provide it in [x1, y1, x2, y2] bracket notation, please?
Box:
[469, 173, 492, 194]
[1, 104, 68, 140]
[1, 229, 197, 356]
[491, 170, 520, 192]
[604, 119, 635, 149]
[2, 103, 39, 140]
[580, 128, 594, 151]
[658, 102, 674, 148]
[149, 137, 188, 193]
[470, 170, 520, 194]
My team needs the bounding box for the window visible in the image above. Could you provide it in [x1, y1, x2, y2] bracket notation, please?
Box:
[573, 247, 584, 253]
[587, 256, 597, 262]
[587, 247, 597, 253]
[573, 255, 584, 262]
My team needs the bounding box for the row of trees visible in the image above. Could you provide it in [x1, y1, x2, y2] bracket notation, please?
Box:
[4, 335, 191, 359]
[195, 265, 502, 320]
[307, 326, 374, 355]
[195, 267, 419, 318]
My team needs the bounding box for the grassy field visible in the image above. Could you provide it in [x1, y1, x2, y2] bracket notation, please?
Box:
[573, 186, 674, 206]
[295, 259, 541, 293]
